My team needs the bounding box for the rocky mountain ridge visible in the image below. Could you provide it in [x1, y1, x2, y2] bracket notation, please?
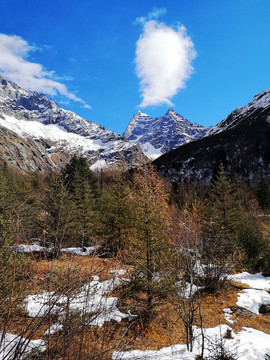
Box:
[154, 87, 270, 182]
[205, 88, 270, 137]
[0, 75, 146, 172]
[124, 109, 207, 159]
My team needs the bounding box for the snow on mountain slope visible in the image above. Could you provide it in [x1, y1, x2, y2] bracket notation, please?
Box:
[0, 75, 146, 172]
[205, 88, 270, 137]
[0, 114, 105, 152]
[124, 109, 207, 160]
[154, 86, 270, 183]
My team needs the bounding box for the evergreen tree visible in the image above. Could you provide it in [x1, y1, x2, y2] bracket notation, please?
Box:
[206, 163, 243, 253]
[99, 173, 133, 255]
[61, 156, 99, 248]
[204, 163, 264, 275]
[66, 168, 98, 248]
[62, 155, 98, 196]
[256, 178, 270, 211]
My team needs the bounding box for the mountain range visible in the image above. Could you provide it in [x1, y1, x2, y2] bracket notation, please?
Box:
[1, 74, 270, 182]
[154, 87, 270, 182]
[0, 75, 208, 173]
[0, 75, 146, 172]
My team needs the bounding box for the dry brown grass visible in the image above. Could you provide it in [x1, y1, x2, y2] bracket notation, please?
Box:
[2, 254, 270, 357]
[115, 279, 270, 352]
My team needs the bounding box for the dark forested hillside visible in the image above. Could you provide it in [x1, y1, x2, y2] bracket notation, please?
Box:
[154, 116, 270, 182]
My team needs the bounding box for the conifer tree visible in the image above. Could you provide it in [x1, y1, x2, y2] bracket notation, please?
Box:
[127, 165, 172, 312]
[62, 155, 98, 196]
[200, 163, 246, 288]
[66, 167, 98, 248]
[204, 163, 264, 276]
[99, 173, 133, 255]
[61, 156, 99, 248]
[256, 177, 270, 211]
[206, 163, 243, 253]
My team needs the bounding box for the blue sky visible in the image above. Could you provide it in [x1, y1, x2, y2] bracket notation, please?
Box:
[0, 0, 269, 134]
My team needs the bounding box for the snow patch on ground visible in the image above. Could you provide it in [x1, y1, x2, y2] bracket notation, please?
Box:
[11, 244, 100, 256]
[0, 332, 45, 360]
[24, 276, 130, 327]
[61, 245, 100, 256]
[236, 288, 270, 315]
[45, 323, 63, 335]
[176, 281, 202, 299]
[229, 271, 270, 314]
[110, 269, 127, 276]
[112, 325, 270, 360]
[223, 308, 235, 324]
[11, 243, 48, 253]
[228, 271, 270, 290]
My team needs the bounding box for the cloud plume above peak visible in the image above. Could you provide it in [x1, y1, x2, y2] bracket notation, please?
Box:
[135, 21, 196, 108]
[0, 34, 91, 109]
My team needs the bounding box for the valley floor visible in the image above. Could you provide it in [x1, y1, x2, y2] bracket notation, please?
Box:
[1, 246, 270, 360]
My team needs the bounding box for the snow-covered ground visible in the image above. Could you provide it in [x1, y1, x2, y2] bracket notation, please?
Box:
[61, 245, 100, 256]
[236, 288, 270, 314]
[24, 275, 130, 327]
[11, 244, 100, 256]
[229, 271, 270, 290]
[0, 332, 45, 360]
[4, 262, 270, 360]
[11, 243, 48, 253]
[229, 271, 270, 314]
[112, 326, 270, 360]
[1, 270, 131, 358]
[112, 272, 270, 359]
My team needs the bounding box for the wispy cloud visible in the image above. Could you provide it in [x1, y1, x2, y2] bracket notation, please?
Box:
[0, 34, 91, 109]
[135, 21, 196, 108]
[134, 7, 167, 25]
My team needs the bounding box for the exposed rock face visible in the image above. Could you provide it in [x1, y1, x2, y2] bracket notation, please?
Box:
[0, 75, 147, 172]
[123, 109, 207, 159]
[154, 88, 270, 183]
[0, 126, 68, 172]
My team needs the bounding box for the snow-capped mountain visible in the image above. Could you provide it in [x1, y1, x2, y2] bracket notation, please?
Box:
[154, 87, 270, 182]
[0, 75, 146, 172]
[123, 109, 207, 159]
[205, 88, 270, 137]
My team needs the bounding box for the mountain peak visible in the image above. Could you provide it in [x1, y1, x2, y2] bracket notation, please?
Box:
[124, 109, 207, 160]
[165, 108, 175, 116]
[136, 110, 149, 117]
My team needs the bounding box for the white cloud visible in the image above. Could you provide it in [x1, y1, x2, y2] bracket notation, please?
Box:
[135, 21, 196, 108]
[134, 7, 167, 25]
[0, 34, 91, 109]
